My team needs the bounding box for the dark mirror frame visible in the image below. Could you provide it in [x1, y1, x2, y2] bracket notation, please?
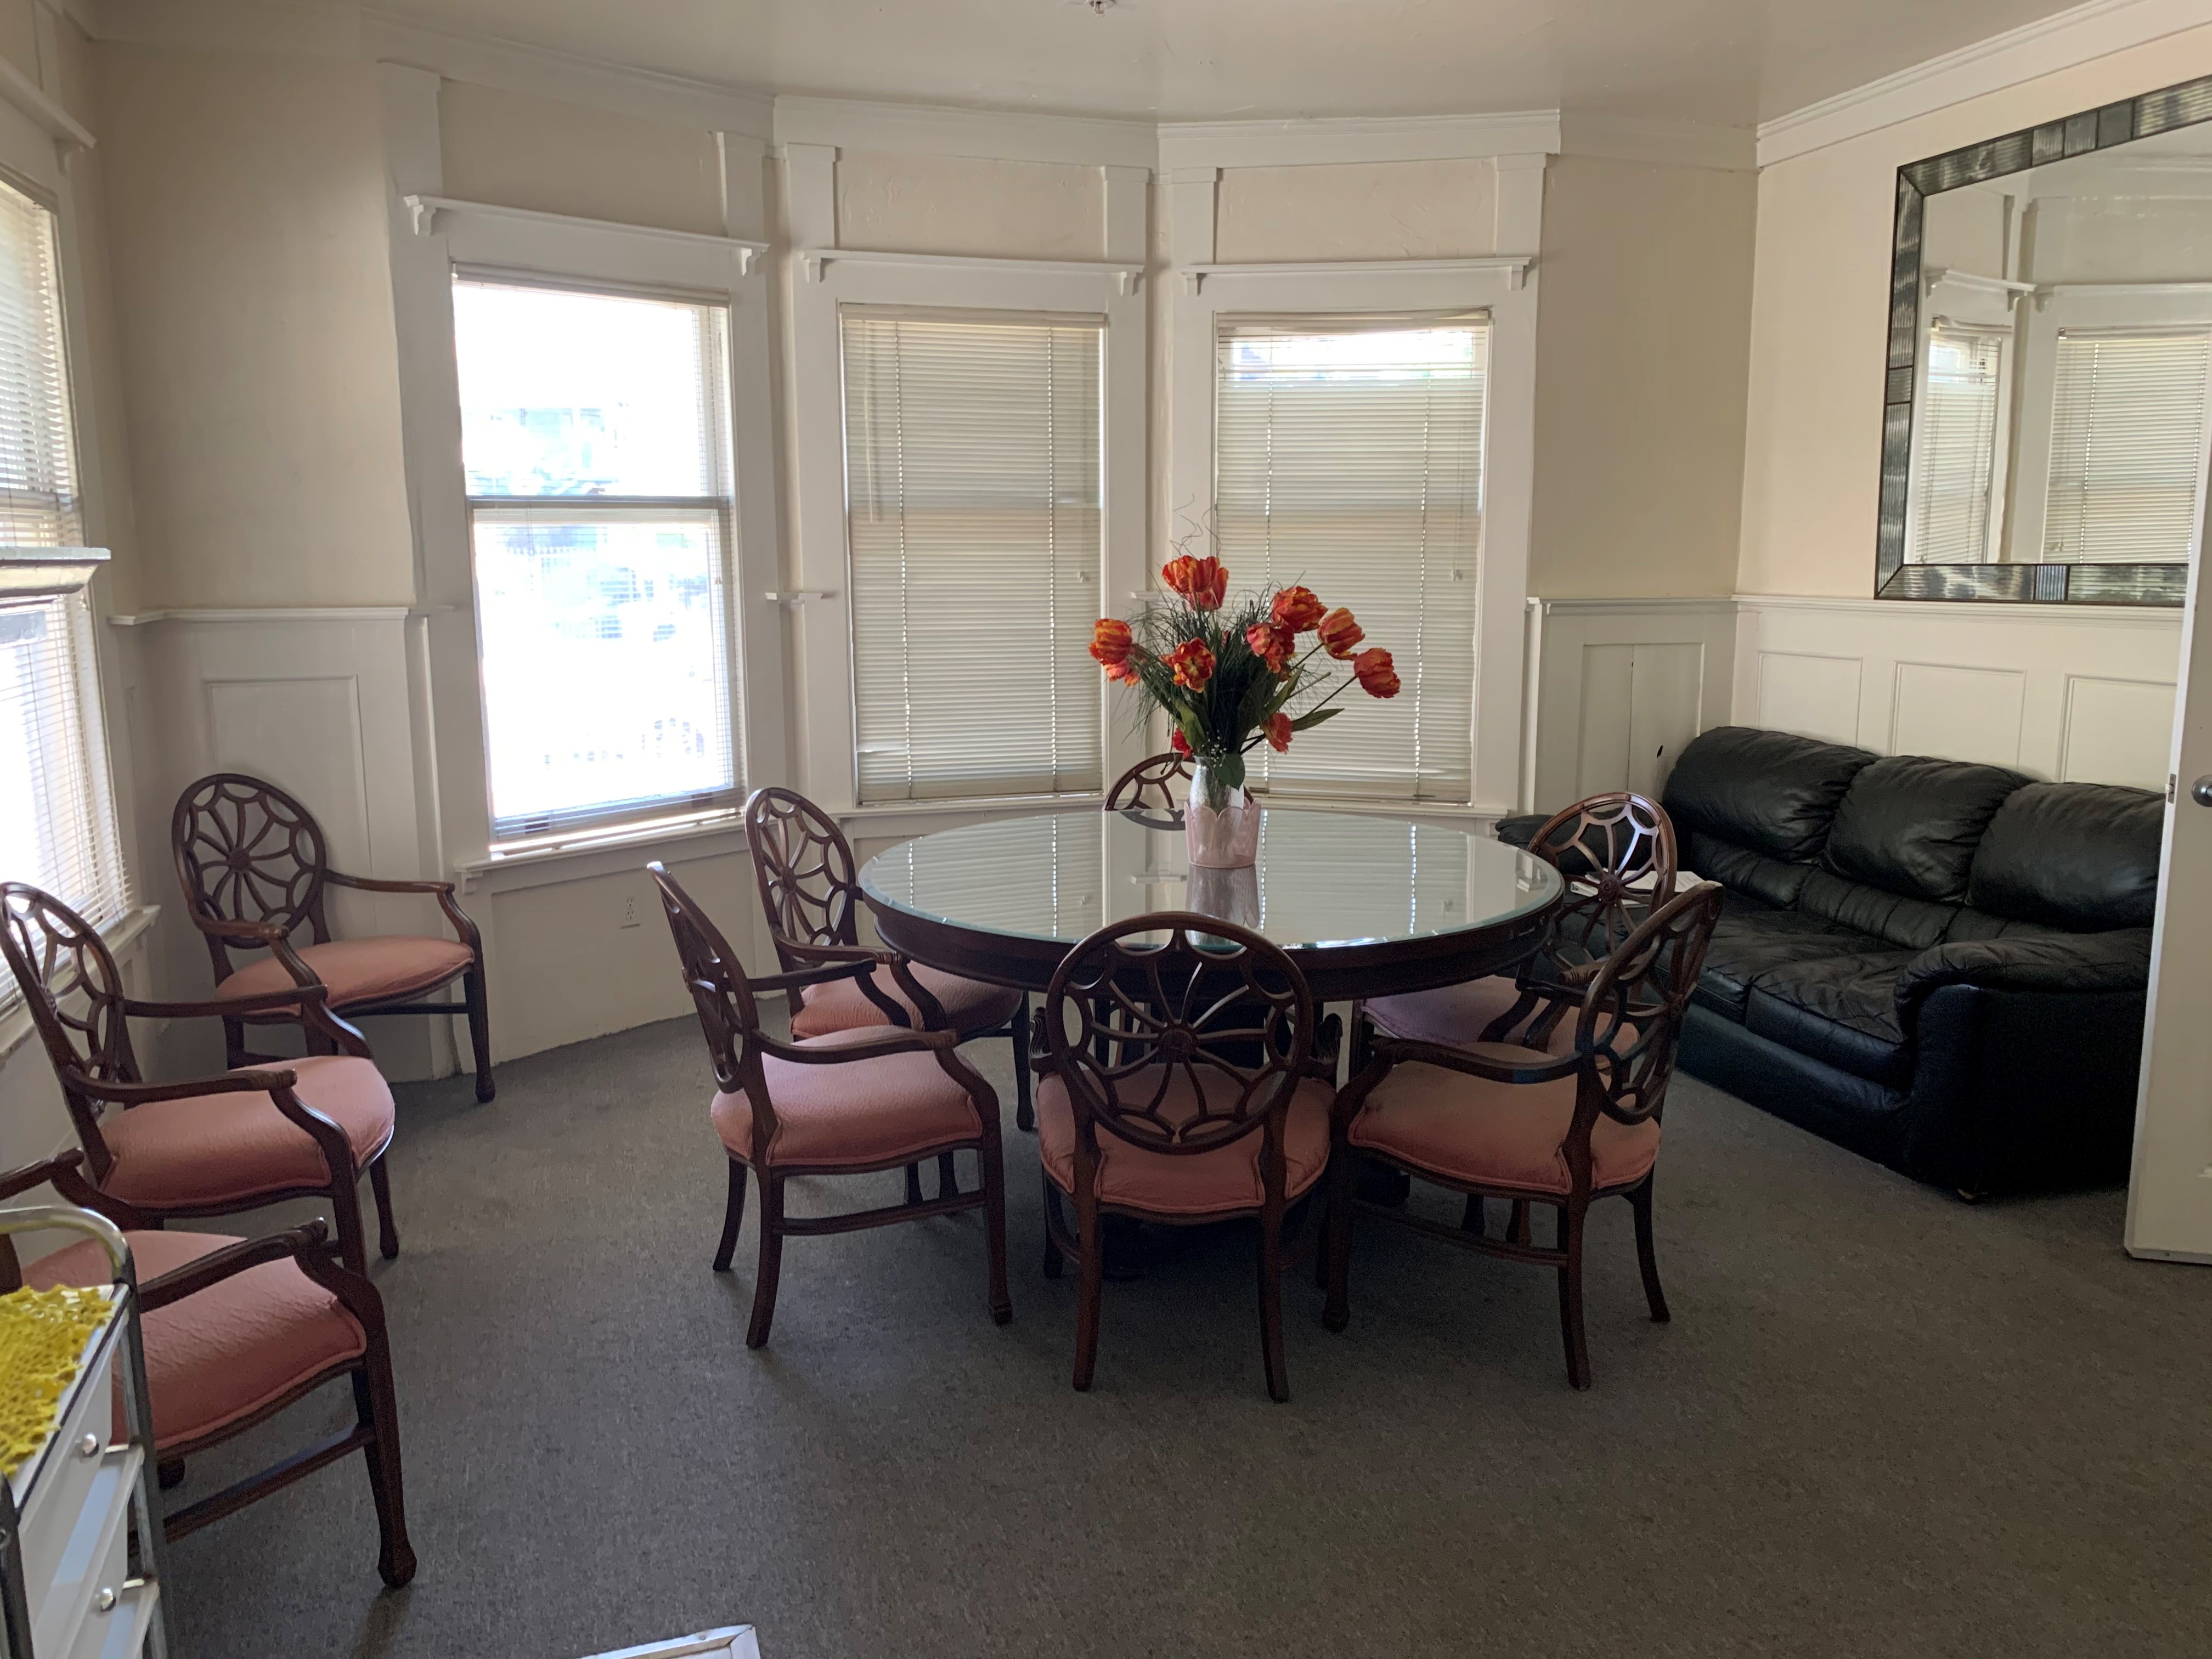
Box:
[1879, 71, 2212, 606]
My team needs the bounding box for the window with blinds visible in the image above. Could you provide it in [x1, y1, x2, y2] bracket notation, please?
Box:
[453, 278, 740, 842]
[1214, 313, 1487, 803]
[2043, 326, 2212, 565]
[842, 307, 1104, 805]
[1909, 325, 2005, 565]
[0, 177, 79, 546]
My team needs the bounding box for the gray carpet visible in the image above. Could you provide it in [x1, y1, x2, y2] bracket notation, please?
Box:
[156, 1014, 2212, 1659]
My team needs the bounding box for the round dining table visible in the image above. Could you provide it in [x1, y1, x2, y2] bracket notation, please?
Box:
[857, 805, 1564, 1003]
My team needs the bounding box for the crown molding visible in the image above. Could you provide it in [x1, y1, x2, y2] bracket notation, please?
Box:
[772, 94, 1154, 168]
[1756, 0, 2212, 168]
[1156, 110, 1560, 171]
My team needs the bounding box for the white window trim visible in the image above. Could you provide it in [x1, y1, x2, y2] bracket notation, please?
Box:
[1905, 307, 2017, 568]
[2007, 280, 2212, 568]
[1164, 157, 1544, 821]
[780, 144, 1151, 818]
[382, 67, 785, 871]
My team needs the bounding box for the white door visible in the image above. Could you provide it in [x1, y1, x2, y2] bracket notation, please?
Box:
[2126, 544, 2212, 1261]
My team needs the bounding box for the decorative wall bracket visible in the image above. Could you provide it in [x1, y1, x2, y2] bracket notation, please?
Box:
[402, 195, 768, 274]
[1177, 254, 1534, 295]
[798, 247, 1143, 293]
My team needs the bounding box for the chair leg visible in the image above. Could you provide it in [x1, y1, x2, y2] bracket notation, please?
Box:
[156, 1458, 185, 1490]
[980, 1132, 1012, 1326]
[936, 1150, 960, 1200]
[1556, 1199, 1593, 1390]
[1011, 998, 1034, 1133]
[1630, 1175, 1670, 1323]
[1257, 1207, 1289, 1403]
[369, 1156, 400, 1261]
[1073, 1192, 1104, 1391]
[330, 1173, 370, 1277]
[1040, 1175, 1064, 1280]
[1459, 1193, 1485, 1235]
[351, 1363, 416, 1589]
[1323, 1146, 1357, 1333]
[222, 1016, 246, 1071]
[747, 1173, 786, 1350]
[713, 1158, 748, 1272]
[463, 967, 495, 1103]
[905, 1163, 924, 1205]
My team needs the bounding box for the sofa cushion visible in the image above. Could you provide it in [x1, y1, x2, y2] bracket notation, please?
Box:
[1742, 951, 1920, 1087]
[1967, 782, 2165, 931]
[1686, 833, 1818, 910]
[1692, 891, 1888, 1022]
[1795, 869, 1956, 951]
[1662, 726, 1875, 863]
[1821, 755, 2027, 902]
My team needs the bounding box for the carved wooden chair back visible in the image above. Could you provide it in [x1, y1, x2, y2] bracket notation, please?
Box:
[0, 882, 142, 1169]
[1562, 881, 1723, 1166]
[171, 772, 335, 981]
[1103, 752, 1191, 816]
[743, 786, 865, 973]
[1041, 913, 1313, 1160]
[649, 861, 772, 1107]
[1527, 791, 1678, 971]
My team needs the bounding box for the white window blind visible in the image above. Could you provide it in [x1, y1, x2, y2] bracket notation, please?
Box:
[453, 278, 740, 842]
[0, 591, 127, 948]
[0, 177, 80, 546]
[1214, 313, 1487, 803]
[1909, 325, 2004, 565]
[842, 307, 1103, 805]
[2043, 326, 2212, 565]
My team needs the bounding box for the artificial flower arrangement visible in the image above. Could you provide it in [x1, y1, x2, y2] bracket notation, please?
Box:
[1088, 550, 1398, 864]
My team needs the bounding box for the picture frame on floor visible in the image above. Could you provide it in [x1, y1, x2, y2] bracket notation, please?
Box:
[577, 1628, 761, 1659]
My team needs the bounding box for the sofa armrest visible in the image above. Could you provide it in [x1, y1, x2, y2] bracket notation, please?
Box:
[1894, 928, 2151, 1027]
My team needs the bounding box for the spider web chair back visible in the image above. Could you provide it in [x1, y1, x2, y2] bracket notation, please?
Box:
[649, 862, 768, 1098]
[0, 883, 142, 1163]
[1527, 791, 1678, 978]
[1041, 913, 1313, 1158]
[1568, 881, 1722, 1138]
[1103, 752, 1192, 817]
[172, 773, 333, 973]
[743, 787, 864, 973]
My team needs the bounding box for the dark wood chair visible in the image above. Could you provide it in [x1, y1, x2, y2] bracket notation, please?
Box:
[650, 861, 1012, 1348]
[1032, 913, 1332, 1402]
[743, 786, 1032, 1137]
[1, 1153, 415, 1587]
[172, 772, 495, 1102]
[0, 881, 400, 1276]
[1363, 791, 1679, 1058]
[1103, 751, 1190, 817]
[1325, 882, 1723, 1389]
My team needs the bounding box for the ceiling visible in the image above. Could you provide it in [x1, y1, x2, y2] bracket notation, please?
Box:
[379, 0, 2101, 128]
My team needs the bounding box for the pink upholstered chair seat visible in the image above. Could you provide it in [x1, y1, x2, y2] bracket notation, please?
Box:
[216, 936, 475, 1010]
[1366, 975, 1565, 1053]
[790, 963, 1023, 1041]
[1346, 1047, 1660, 1197]
[711, 1028, 984, 1168]
[98, 1054, 396, 1207]
[26, 1230, 366, 1449]
[1036, 1069, 1333, 1218]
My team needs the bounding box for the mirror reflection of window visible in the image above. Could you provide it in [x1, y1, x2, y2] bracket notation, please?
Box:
[2042, 327, 2212, 565]
[1910, 325, 2007, 564]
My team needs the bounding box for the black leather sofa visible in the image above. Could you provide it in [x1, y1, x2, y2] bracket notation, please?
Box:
[1505, 726, 2164, 1196]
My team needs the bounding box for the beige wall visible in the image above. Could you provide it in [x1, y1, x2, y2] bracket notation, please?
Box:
[1530, 155, 1756, 598]
[1739, 21, 2212, 597]
[1215, 158, 1497, 261]
[98, 43, 415, 610]
[438, 80, 724, 236]
[836, 149, 1102, 259]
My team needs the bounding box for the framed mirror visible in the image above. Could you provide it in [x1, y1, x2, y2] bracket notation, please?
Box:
[1880, 72, 2212, 605]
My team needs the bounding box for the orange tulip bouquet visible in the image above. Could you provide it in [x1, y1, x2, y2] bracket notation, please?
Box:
[1090, 552, 1398, 866]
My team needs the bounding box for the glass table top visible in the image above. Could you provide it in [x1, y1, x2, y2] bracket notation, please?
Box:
[857, 808, 1562, 952]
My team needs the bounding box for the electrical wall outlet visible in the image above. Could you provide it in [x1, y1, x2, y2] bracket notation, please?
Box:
[619, 891, 642, 929]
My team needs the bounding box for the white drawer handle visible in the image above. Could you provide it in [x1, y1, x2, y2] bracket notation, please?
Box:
[76, 1432, 100, 1458]
[95, 1587, 117, 1612]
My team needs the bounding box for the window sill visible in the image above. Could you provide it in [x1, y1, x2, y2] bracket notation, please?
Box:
[0, 902, 161, 1064]
[454, 811, 751, 895]
[839, 793, 1104, 823]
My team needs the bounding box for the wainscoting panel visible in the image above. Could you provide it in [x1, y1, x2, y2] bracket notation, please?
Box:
[1889, 662, 2025, 769]
[1733, 596, 2181, 791]
[1523, 599, 1736, 814]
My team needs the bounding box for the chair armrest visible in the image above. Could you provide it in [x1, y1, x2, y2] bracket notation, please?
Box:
[1894, 929, 2152, 1029]
[752, 958, 873, 996]
[0, 1150, 87, 1205]
[753, 1025, 960, 1065]
[326, 868, 482, 951]
[139, 1221, 326, 1311]
[1371, 1035, 1581, 1086]
[123, 980, 331, 1020]
[74, 1069, 297, 1107]
[780, 940, 946, 1029]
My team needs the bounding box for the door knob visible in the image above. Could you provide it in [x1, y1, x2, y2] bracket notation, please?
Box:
[2193, 776, 2212, 807]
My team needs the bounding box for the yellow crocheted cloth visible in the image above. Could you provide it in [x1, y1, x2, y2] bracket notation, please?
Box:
[0, 1284, 112, 1478]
